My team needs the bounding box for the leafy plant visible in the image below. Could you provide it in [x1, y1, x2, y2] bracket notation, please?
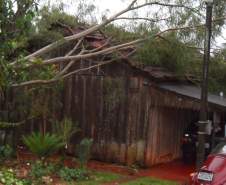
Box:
[53, 118, 80, 149]
[0, 145, 14, 160]
[29, 161, 55, 179]
[22, 132, 64, 159]
[0, 168, 31, 185]
[77, 138, 93, 168]
[58, 167, 89, 182]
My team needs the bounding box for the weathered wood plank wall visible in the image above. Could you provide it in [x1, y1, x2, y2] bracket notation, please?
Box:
[145, 106, 196, 165]
[63, 70, 199, 166]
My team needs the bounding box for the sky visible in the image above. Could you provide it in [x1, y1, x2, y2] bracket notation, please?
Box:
[40, 0, 226, 48]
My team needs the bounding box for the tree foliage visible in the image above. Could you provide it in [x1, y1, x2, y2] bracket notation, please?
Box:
[0, 1, 64, 129]
[0, 0, 38, 59]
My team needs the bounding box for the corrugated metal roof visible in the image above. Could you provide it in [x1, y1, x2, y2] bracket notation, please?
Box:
[160, 84, 226, 108]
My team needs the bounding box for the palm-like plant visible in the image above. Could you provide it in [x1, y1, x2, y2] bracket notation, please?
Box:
[23, 132, 65, 159]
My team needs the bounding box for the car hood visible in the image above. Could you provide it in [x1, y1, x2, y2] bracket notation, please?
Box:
[201, 154, 226, 173]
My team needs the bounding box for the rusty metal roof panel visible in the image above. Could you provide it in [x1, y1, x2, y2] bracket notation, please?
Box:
[142, 66, 181, 82]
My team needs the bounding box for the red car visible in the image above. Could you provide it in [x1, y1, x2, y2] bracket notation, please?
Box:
[191, 142, 226, 185]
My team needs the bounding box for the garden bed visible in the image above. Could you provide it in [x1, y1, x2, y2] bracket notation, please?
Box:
[0, 156, 180, 185]
[0, 159, 121, 185]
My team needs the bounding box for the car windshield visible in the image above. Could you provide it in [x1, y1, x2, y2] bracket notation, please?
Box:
[211, 142, 226, 155]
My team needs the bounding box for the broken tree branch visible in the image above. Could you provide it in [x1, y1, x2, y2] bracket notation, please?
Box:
[56, 38, 84, 77]
[12, 15, 226, 70]
[22, 1, 140, 60]
[17, 1, 201, 61]
[12, 59, 116, 87]
[66, 38, 84, 56]
[28, 38, 146, 67]
[56, 37, 112, 78]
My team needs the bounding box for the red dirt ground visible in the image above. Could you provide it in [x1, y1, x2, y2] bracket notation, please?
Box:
[138, 161, 195, 183]
[17, 150, 195, 184]
[88, 161, 134, 176]
[87, 160, 195, 184]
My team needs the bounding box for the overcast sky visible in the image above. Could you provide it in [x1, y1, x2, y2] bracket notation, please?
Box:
[41, 0, 226, 48]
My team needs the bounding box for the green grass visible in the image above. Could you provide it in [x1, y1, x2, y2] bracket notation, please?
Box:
[121, 177, 178, 185]
[74, 173, 178, 185]
[74, 171, 121, 185]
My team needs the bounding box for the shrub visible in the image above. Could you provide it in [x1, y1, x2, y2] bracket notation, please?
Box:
[0, 168, 31, 185]
[22, 132, 64, 159]
[29, 161, 55, 179]
[77, 138, 93, 168]
[58, 167, 89, 182]
[0, 145, 14, 160]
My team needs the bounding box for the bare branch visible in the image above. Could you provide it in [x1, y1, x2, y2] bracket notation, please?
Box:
[129, 0, 138, 8]
[115, 17, 170, 22]
[62, 59, 115, 79]
[12, 79, 58, 88]
[66, 38, 84, 56]
[56, 38, 84, 77]
[56, 60, 77, 78]
[0, 117, 34, 128]
[32, 38, 146, 66]
[55, 37, 112, 78]
[12, 59, 116, 87]
[130, 2, 201, 16]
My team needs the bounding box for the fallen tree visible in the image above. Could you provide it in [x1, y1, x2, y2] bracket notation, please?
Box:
[1, 0, 225, 89]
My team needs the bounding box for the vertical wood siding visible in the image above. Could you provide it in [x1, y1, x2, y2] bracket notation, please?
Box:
[63, 73, 199, 166]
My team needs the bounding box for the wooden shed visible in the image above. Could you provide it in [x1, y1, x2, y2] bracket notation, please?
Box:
[62, 60, 226, 167]
[2, 25, 225, 167]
